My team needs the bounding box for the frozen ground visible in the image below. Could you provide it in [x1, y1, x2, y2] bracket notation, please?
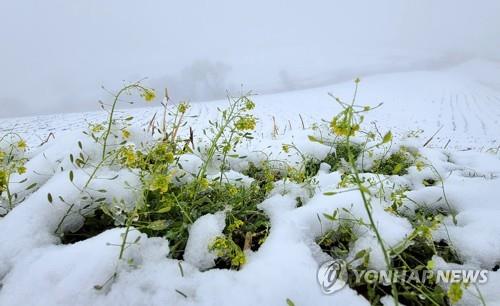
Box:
[0, 59, 500, 305]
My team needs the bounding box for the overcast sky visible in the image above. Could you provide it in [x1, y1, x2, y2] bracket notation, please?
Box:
[1, 0, 499, 118]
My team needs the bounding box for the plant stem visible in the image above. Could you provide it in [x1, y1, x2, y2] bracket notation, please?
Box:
[197, 99, 239, 180]
[5, 176, 12, 210]
[54, 203, 75, 234]
[345, 82, 399, 305]
[219, 130, 236, 184]
[119, 219, 132, 260]
[101, 84, 145, 160]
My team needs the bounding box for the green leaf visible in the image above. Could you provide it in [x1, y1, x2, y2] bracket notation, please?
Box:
[175, 289, 188, 298]
[156, 205, 172, 213]
[393, 163, 404, 175]
[146, 220, 168, 231]
[286, 298, 295, 306]
[100, 205, 113, 217]
[307, 135, 321, 143]
[323, 210, 338, 221]
[47, 193, 53, 203]
[382, 131, 392, 144]
[354, 249, 368, 260]
[25, 183, 37, 190]
[359, 185, 371, 194]
[69, 171, 74, 182]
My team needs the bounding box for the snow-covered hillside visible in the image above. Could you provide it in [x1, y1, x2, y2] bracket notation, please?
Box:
[3, 59, 500, 150]
[0, 60, 500, 306]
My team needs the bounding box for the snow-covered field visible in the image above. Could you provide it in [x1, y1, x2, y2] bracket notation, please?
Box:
[1, 59, 500, 305]
[3, 59, 500, 150]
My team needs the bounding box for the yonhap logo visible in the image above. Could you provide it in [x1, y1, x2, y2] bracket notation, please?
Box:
[317, 259, 348, 294]
[316, 259, 489, 295]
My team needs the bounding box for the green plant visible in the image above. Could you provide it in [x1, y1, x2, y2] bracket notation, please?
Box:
[135, 179, 270, 262]
[209, 235, 246, 269]
[324, 141, 363, 172]
[34, 78, 478, 304]
[53, 82, 156, 235]
[243, 161, 282, 194]
[197, 94, 256, 182]
[69, 94, 270, 272]
[323, 79, 400, 305]
[371, 148, 414, 176]
[0, 133, 29, 213]
[317, 221, 357, 259]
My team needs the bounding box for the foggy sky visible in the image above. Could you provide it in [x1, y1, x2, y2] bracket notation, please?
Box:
[1, 0, 499, 118]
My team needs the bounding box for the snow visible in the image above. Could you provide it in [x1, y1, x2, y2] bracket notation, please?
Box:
[1, 59, 500, 305]
[4, 59, 500, 151]
[184, 212, 226, 270]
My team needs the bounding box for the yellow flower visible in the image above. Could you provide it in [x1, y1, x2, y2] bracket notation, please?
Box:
[235, 116, 256, 131]
[415, 160, 425, 171]
[244, 98, 255, 110]
[282, 144, 290, 153]
[330, 116, 359, 136]
[448, 283, 463, 304]
[198, 178, 210, 190]
[17, 166, 27, 175]
[90, 124, 104, 133]
[120, 147, 137, 167]
[227, 185, 238, 196]
[222, 143, 232, 154]
[231, 252, 246, 267]
[178, 102, 189, 114]
[142, 89, 156, 102]
[149, 173, 172, 193]
[121, 129, 131, 139]
[227, 219, 244, 232]
[17, 140, 27, 151]
[165, 151, 175, 164]
[0, 170, 7, 188]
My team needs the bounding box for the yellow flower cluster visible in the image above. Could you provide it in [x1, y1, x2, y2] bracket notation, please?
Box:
[0, 169, 6, 192]
[198, 178, 210, 190]
[120, 146, 138, 168]
[244, 97, 255, 110]
[121, 129, 131, 140]
[17, 140, 27, 151]
[330, 115, 359, 137]
[282, 144, 290, 153]
[149, 173, 172, 194]
[142, 89, 156, 102]
[178, 102, 189, 114]
[209, 236, 246, 268]
[227, 219, 244, 232]
[90, 123, 105, 134]
[235, 116, 256, 131]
